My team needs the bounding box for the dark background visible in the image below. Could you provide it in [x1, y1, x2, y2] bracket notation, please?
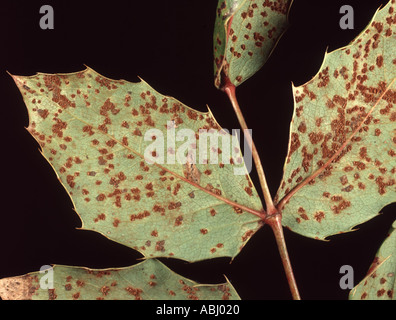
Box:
[0, 0, 395, 300]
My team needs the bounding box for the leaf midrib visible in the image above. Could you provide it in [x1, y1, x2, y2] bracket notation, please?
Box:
[34, 81, 266, 220]
[277, 78, 396, 210]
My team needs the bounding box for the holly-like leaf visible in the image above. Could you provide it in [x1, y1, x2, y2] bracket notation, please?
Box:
[349, 220, 396, 300]
[275, 1, 396, 239]
[12, 67, 264, 263]
[0, 259, 239, 300]
[213, 0, 292, 89]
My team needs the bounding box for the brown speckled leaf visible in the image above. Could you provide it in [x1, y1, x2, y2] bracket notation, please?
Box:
[276, 1, 396, 239]
[12, 67, 264, 262]
[349, 220, 396, 300]
[214, 0, 292, 88]
[0, 259, 239, 300]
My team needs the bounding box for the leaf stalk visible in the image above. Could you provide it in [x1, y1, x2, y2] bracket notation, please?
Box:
[265, 213, 301, 300]
[224, 80, 301, 300]
[223, 82, 276, 214]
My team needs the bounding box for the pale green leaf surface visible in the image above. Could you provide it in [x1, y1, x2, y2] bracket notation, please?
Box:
[349, 220, 396, 300]
[276, 1, 396, 239]
[0, 259, 239, 300]
[213, 0, 292, 88]
[12, 67, 263, 262]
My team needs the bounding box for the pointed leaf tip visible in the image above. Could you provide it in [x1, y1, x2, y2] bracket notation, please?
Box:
[276, 0, 396, 239]
[14, 67, 264, 262]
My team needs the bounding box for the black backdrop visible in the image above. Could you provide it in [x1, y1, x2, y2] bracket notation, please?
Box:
[1, 0, 395, 300]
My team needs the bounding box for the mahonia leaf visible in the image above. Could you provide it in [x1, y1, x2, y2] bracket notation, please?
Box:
[12, 67, 264, 262]
[349, 220, 396, 300]
[275, 1, 396, 239]
[213, 0, 292, 88]
[0, 259, 239, 300]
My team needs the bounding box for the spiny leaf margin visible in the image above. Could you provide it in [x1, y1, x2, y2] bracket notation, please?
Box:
[12, 67, 264, 262]
[276, 0, 396, 239]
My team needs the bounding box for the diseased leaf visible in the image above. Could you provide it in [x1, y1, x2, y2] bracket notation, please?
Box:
[12, 67, 264, 262]
[275, 1, 396, 239]
[213, 0, 292, 88]
[0, 259, 239, 300]
[349, 220, 396, 300]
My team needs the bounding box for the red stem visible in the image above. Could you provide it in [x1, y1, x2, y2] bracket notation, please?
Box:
[223, 80, 301, 300]
[266, 213, 301, 300]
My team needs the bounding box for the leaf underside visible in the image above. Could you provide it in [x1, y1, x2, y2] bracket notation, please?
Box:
[276, 1, 396, 240]
[214, 0, 292, 88]
[349, 220, 396, 300]
[0, 259, 239, 300]
[12, 67, 263, 263]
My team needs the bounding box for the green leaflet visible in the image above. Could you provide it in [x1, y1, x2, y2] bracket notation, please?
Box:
[12, 67, 263, 262]
[213, 0, 292, 88]
[0, 259, 239, 300]
[349, 220, 396, 300]
[275, 1, 396, 239]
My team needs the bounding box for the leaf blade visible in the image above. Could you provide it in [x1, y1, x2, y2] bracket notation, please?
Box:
[276, 1, 396, 239]
[214, 0, 292, 88]
[13, 67, 264, 262]
[0, 259, 240, 300]
[349, 220, 396, 300]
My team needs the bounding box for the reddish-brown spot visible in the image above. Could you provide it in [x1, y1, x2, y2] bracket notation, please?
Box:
[130, 210, 150, 221]
[352, 160, 366, 170]
[168, 202, 181, 210]
[242, 230, 254, 242]
[37, 109, 49, 119]
[151, 230, 158, 237]
[76, 280, 85, 287]
[173, 183, 181, 196]
[83, 125, 94, 136]
[244, 187, 253, 196]
[113, 218, 120, 227]
[314, 211, 325, 222]
[174, 215, 183, 226]
[308, 132, 324, 144]
[52, 118, 67, 138]
[65, 283, 72, 291]
[101, 286, 110, 296]
[377, 288, 386, 297]
[155, 240, 165, 252]
[342, 185, 354, 192]
[375, 176, 395, 195]
[96, 193, 106, 201]
[376, 55, 384, 68]
[287, 133, 301, 163]
[66, 175, 75, 188]
[298, 122, 307, 133]
[233, 206, 243, 214]
[133, 128, 142, 136]
[331, 199, 351, 214]
[125, 286, 143, 300]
